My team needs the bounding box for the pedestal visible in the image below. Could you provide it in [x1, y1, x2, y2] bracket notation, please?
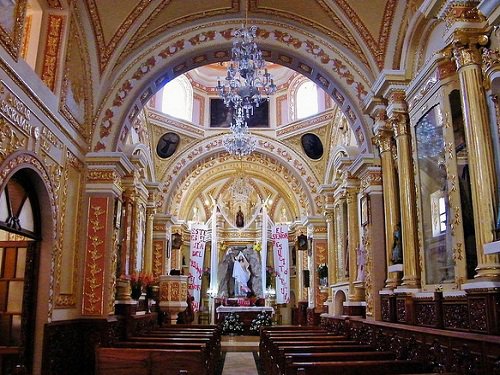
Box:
[158, 275, 188, 324]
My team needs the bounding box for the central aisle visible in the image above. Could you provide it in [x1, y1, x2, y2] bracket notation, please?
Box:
[221, 336, 260, 375]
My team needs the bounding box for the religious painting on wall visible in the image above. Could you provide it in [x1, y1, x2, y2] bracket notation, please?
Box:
[301, 133, 324, 160]
[209, 98, 269, 128]
[297, 234, 308, 250]
[171, 232, 183, 249]
[157, 132, 180, 158]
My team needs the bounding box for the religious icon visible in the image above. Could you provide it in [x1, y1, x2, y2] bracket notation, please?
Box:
[391, 224, 402, 264]
[156, 132, 180, 158]
[171, 232, 182, 249]
[301, 133, 324, 160]
[236, 206, 244, 227]
[297, 234, 307, 250]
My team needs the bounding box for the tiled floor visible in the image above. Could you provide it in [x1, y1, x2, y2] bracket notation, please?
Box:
[221, 336, 260, 375]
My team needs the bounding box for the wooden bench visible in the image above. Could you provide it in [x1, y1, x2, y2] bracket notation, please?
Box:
[289, 359, 430, 375]
[279, 352, 395, 375]
[261, 338, 360, 375]
[96, 347, 207, 375]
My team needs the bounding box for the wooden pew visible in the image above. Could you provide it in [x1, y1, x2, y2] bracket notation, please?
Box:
[96, 347, 207, 375]
[260, 338, 360, 375]
[289, 359, 430, 375]
[279, 352, 395, 375]
[126, 336, 219, 371]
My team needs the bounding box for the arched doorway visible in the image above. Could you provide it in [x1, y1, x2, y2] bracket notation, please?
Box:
[334, 290, 346, 316]
[0, 169, 42, 374]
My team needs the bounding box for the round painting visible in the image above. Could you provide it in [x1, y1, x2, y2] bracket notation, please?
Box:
[156, 132, 180, 158]
[301, 133, 323, 160]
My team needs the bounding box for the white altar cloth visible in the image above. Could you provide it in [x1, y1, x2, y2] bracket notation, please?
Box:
[216, 306, 274, 315]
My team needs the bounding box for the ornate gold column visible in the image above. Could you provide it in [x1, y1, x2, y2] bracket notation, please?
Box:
[319, 185, 337, 311]
[372, 107, 401, 289]
[335, 195, 348, 283]
[346, 182, 361, 300]
[144, 182, 161, 275]
[388, 92, 420, 289]
[153, 214, 170, 277]
[452, 32, 500, 280]
[325, 211, 337, 284]
[306, 225, 316, 308]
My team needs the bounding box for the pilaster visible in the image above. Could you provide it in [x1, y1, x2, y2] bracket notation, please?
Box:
[81, 152, 134, 317]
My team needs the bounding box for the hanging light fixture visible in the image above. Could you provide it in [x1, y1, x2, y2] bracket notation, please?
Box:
[222, 118, 257, 157]
[217, 1, 274, 157]
[216, 2, 276, 119]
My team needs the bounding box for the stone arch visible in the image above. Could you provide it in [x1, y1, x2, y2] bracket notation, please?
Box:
[159, 134, 321, 218]
[325, 145, 360, 184]
[0, 151, 57, 372]
[91, 20, 375, 155]
[123, 142, 155, 181]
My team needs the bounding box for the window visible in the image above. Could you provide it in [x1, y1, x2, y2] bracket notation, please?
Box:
[296, 81, 318, 120]
[161, 75, 193, 122]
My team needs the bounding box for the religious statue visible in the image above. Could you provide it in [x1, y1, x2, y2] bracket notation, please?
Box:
[232, 251, 251, 296]
[356, 233, 367, 282]
[391, 224, 402, 264]
[236, 206, 244, 227]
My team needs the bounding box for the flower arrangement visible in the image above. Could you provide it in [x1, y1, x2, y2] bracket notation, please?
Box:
[317, 263, 328, 279]
[253, 242, 262, 252]
[121, 273, 157, 300]
[249, 312, 273, 334]
[221, 313, 244, 335]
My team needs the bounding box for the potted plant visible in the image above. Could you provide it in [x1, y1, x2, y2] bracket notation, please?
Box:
[129, 273, 144, 300]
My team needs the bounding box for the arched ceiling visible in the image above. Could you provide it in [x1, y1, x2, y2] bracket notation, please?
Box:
[83, 0, 414, 76]
[72, 0, 416, 222]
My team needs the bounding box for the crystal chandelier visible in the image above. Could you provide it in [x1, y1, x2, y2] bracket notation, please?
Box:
[222, 119, 257, 157]
[216, 25, 276, 118]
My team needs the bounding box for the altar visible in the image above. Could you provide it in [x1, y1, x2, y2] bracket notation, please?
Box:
[215, 305, 274, 334]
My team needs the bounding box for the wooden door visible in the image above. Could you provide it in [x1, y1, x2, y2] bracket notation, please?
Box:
[0, 240, 37, 374]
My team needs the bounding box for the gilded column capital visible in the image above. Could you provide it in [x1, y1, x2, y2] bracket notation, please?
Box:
[373, 127, 393, 154]
[389, 113, 409, 138]
[324, 211, 335, 223]
[450, 30, 489, 67]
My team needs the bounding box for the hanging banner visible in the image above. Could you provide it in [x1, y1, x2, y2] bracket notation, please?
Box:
[188, 223, 208, 311]
[272, 224, 290, 304]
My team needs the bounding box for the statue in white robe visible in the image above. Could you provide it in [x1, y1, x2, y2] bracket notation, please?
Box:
[232, 251, 251, 296]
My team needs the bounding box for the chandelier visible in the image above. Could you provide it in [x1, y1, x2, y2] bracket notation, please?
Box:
[222, 120, 257, 157]
[216, 3, 275, 157]
[216, 24, 276, 118]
